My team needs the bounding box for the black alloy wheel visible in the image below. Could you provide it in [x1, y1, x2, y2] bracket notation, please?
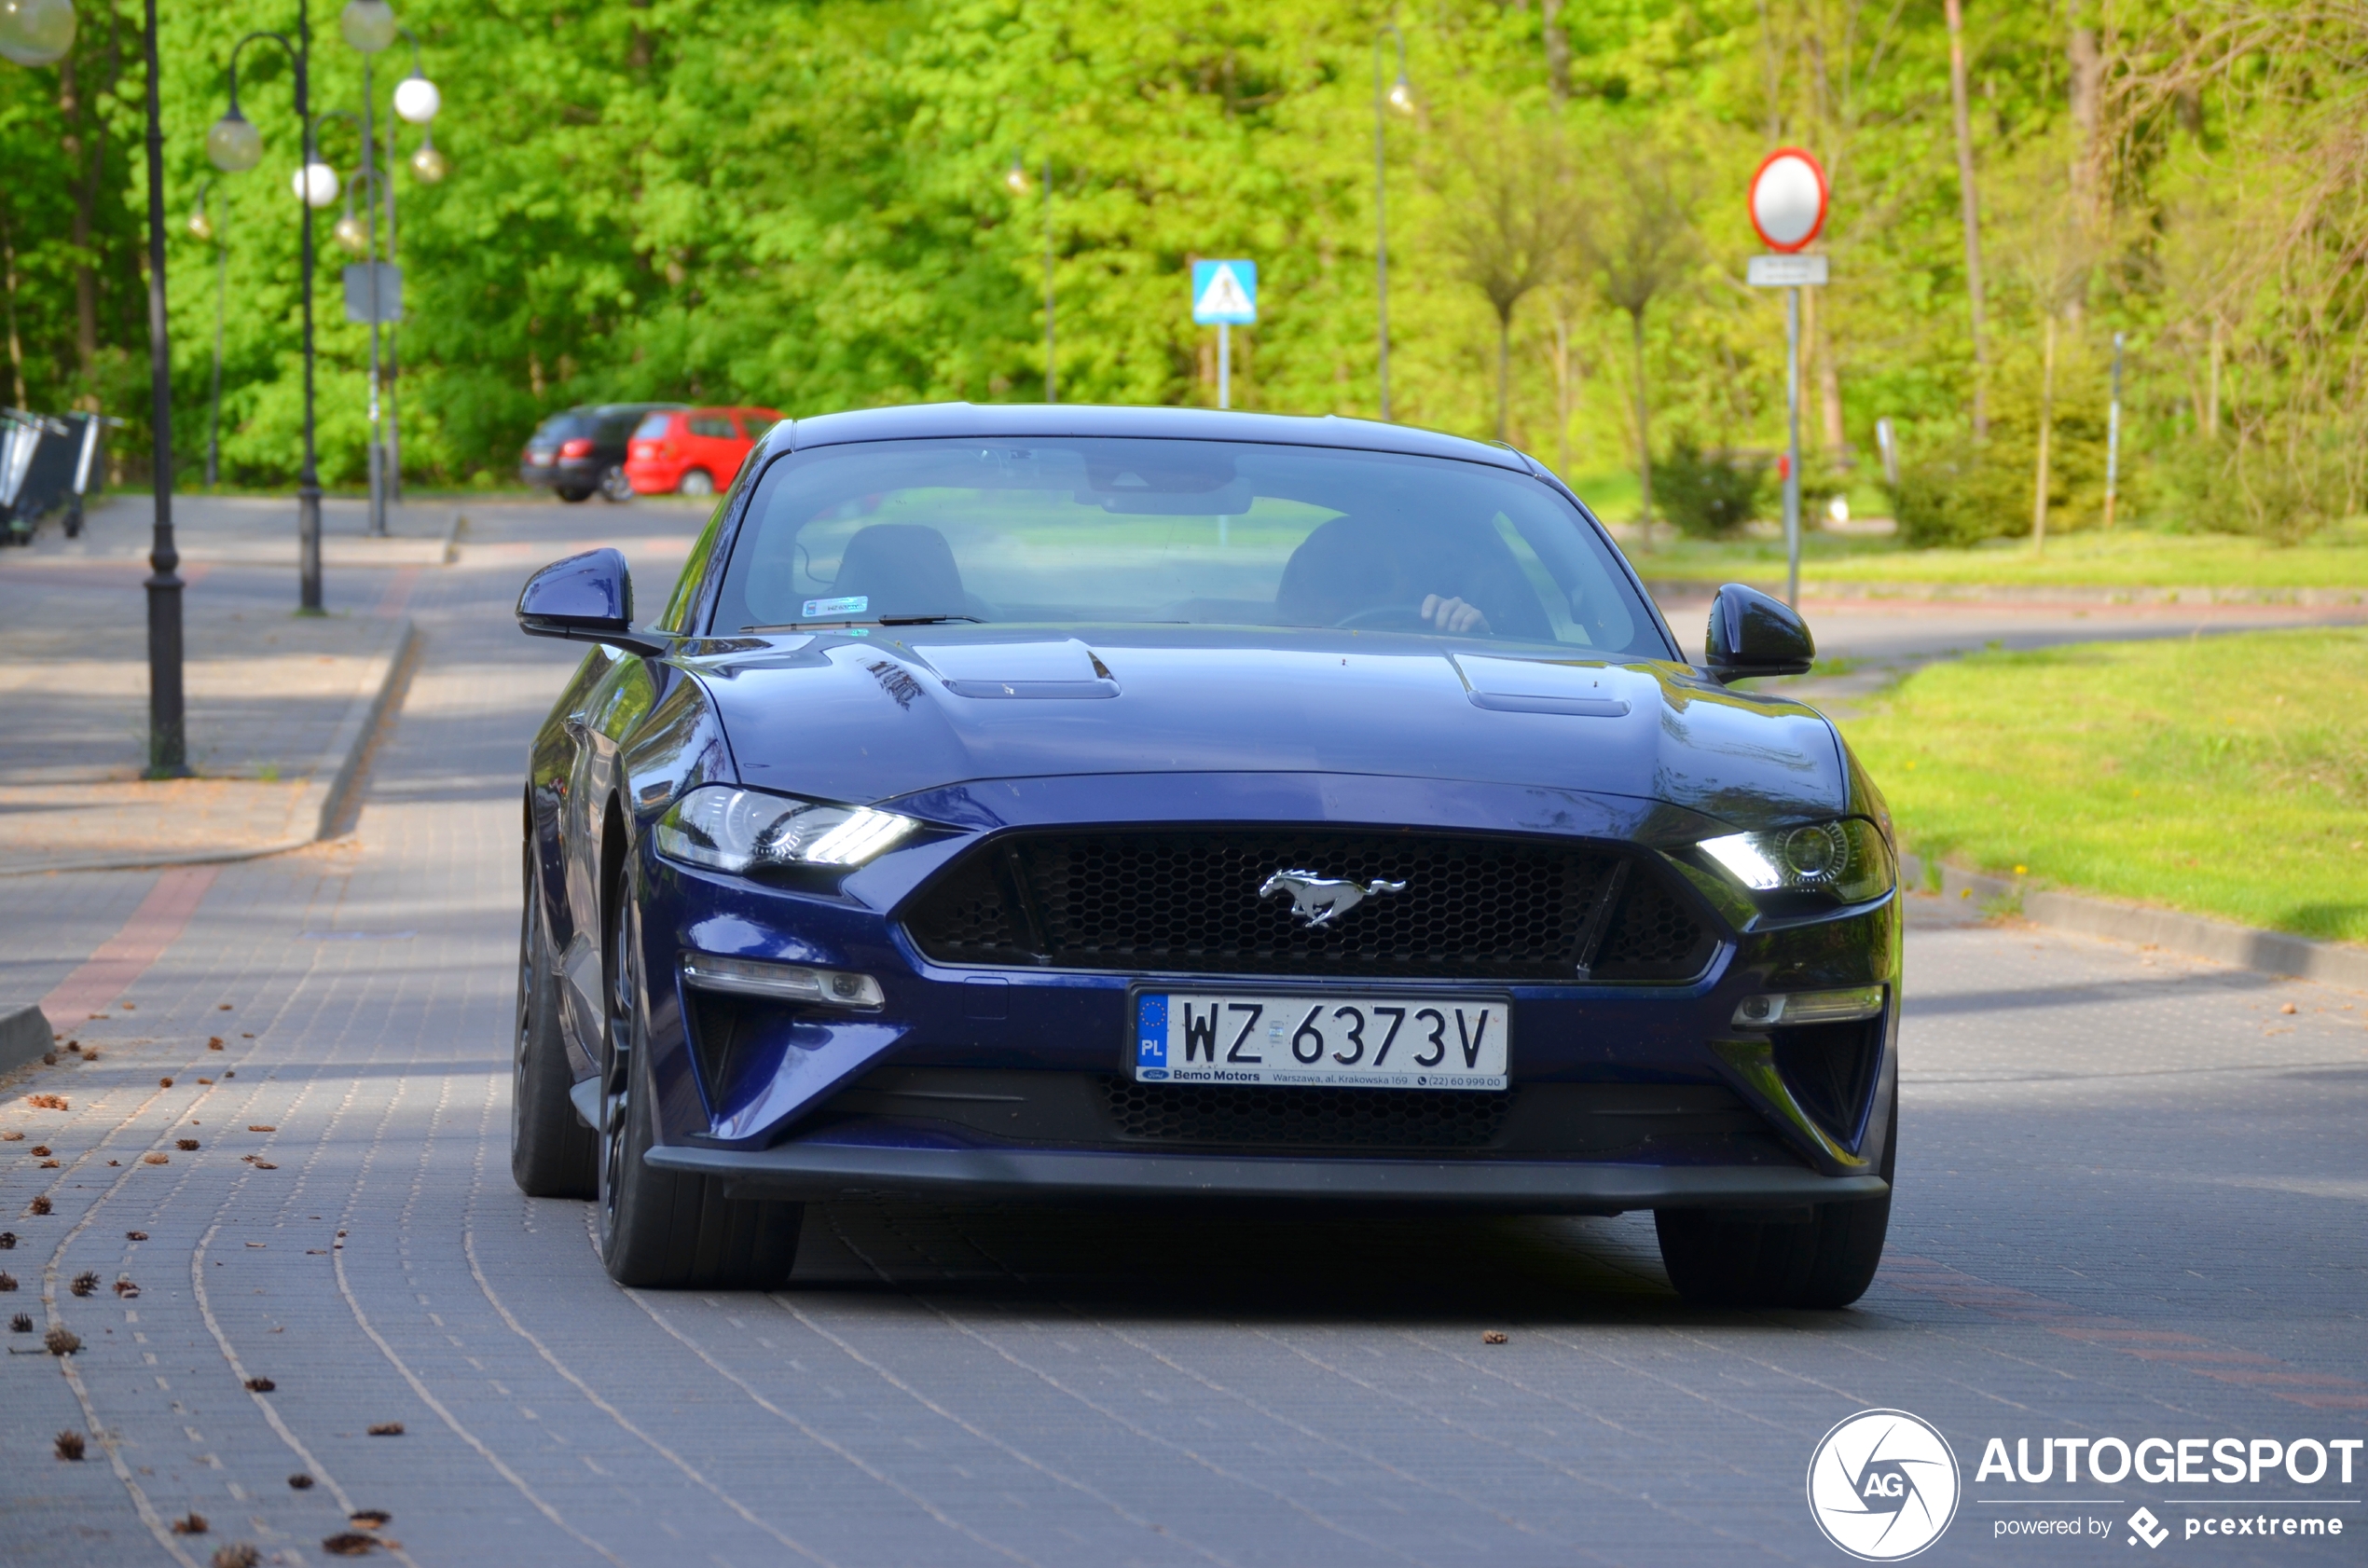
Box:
[1654, 1078, 1897, 1310]
[594, 887, 803, 1288]
[510, 849, 596, 1198]
[599, 463, 634, 503]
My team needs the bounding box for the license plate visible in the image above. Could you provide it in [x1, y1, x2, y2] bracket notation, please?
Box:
[1132, 991, 1508, 1090]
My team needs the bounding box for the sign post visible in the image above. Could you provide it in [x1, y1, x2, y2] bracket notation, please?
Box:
[1191, 260, 1258, 410]
[1745, 148, 1830, 609]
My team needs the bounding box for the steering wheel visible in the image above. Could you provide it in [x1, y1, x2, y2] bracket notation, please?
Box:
[1332, 603, 1439, 633]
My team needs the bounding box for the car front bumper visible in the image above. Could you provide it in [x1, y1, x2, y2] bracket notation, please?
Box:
[646, 1137, 1890, 1212]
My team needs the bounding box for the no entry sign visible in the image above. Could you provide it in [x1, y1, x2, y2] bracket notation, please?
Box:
[1748, 147, 1828, 253]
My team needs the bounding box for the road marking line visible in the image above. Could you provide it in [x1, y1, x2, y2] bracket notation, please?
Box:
[39, 864, 221, 1020]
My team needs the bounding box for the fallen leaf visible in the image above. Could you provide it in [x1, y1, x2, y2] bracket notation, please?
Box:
[177, 1138, 200, 1151]
[244, 1376, 275, 1393]
[218, 1004, 233, 1011]
[158, 1078, 173, 1088]
[29, 1147, 49, 1157]
[320, 1533, 377, 1557]
[247, 1126, 275, 1134]
[213, 1544, 261, 1568]
[170, 1511, 208, 1534]
[113, 1277, 139, 1297]
[28, 1196, 51, 1214]
[196, 1078, 213, 1085]
[8, 1312, 28, 1330]
[122, 1002, 135, 1011]
[1481, 1330, 1508, 1344]
[245, 1242, 265, 1248]
[45, 1327, 79, 1355]
[349, 1510, 392, 1529]
[125, 1231, 147, 1241]
[82, 1051, 100, 1062]
[41, 1052, 55, 1066]
[208, 1038, 224, 1050]
[54, 1430, 86, 1461]
[27, 1094, 66, 1110]
[0, 1132, 17, 1140]
[70, 1272, 97, 1297]
[36, 1160, 59, 1168]
[2280, 1001, 2299, 1014]
[241, 1033, 253, 1038]
[286, 1474, 315, 1491]
[0, 1232, 12, 1248]
[365, 1422, 404, 1437]
[250, 1161, 277, 1170]
[141, 1153, 169, 1165]
[306, 1249, 327, 1255]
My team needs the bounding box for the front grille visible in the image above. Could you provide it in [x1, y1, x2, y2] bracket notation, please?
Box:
[901, 828, 1717, 983]
[1100, 1079, 1512, 1148]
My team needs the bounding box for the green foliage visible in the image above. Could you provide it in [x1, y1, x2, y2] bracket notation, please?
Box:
[1650, 436, 1766, 539]
[0, 0, 2357, 530]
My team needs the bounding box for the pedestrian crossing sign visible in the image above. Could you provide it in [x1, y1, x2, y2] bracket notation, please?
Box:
[1191, 260, 1258, 324]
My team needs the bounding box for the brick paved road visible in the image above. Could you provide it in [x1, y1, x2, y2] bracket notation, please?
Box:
[4, 502, 2362, 1566]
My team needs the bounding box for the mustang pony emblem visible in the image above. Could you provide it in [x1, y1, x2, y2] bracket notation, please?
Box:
[1258, 870, 1408, 928]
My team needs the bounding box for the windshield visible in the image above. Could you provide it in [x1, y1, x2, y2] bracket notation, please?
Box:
[708, 437, 1665, 654]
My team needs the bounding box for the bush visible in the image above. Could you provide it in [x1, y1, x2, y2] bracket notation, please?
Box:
[1651, 438, 1769, 539]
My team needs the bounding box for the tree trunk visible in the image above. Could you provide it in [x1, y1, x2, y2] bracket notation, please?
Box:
[1543, 0, 1571, 105]
[2066, 24, 2102, 326]
[1, 212, 25, 409]
[2206, 320, 2222, 439]
[1496, 311, 1512, 442]
[1805, 282, 1845, 454]
[1943, 0, 1989, 440]
[2032, 311, 2057, 556]
[1551, 308, 1574, 479]
[1630, 308, 1654, 549]
[59, 57, 103, 390]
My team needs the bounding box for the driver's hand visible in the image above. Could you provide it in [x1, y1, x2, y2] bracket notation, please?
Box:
[1420, 594, 1491, 635]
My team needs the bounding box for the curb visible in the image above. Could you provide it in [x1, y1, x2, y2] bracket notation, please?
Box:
[1902, 854, 2368, 991]
[1644, 579, 2368, 608]
[0, 1002, 52, 1075]
[440, 507, 465, 563]
[0, 618, 421, 878]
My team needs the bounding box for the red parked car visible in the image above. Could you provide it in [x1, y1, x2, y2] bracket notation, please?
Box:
[625, 406, 781, 497]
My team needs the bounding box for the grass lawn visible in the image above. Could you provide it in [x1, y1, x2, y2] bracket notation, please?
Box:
[1839, 627, 2368, 944]
[1615, 523, 2368, 590]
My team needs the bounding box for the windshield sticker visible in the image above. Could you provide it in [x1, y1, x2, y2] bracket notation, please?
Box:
[803, 595, 868, 620]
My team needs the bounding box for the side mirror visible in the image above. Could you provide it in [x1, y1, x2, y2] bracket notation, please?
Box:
[516, 548, 670, 658]
[1704, 582, 1814, 683]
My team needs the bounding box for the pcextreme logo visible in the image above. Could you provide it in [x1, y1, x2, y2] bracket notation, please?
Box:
[1808, 1409, 1963, 1561]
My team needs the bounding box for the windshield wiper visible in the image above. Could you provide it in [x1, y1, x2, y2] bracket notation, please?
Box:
[877, 614, 984, 626]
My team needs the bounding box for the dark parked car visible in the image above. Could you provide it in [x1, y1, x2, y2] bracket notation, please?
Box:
[511, 405, 1899, 1308]
[519, 403, 684, 503]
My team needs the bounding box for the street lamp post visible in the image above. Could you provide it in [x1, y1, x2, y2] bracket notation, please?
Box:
[188, 182, 228, 488]
[1371, 26, 1412, 422]
[340, 0, 395, 536]
[5, 0, 191, 774]
[211, 1, 335, 613]
[382, 32, 443, 502]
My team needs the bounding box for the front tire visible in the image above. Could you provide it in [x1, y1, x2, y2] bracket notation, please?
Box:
[512, 853, 597, 1198]
[678, 468, 715, 498]
[1655, 1081, 1895, 1309]
[555, 487, 592, 504]
[596, 894, 803, 1288]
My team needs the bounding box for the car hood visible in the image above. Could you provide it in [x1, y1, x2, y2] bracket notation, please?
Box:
[682, 627, 1848, 829]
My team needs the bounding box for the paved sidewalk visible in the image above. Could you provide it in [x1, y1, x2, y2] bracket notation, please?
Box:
[0, 500, 429, 875]
[43, 493, 457, 567]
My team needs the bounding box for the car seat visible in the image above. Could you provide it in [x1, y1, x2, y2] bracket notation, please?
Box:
[828, 523, 971, 620]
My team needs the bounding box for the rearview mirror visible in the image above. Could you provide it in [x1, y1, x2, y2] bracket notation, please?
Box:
[516, 548, 670, 658]
[1704, 583, 1814, 684]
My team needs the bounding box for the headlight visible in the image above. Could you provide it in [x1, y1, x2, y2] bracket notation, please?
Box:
[1698, 818, 1893, 903]
[654, 786, 919, 874]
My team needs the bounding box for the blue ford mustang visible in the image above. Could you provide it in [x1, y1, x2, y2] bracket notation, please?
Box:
[512, 404, 1900, 1306]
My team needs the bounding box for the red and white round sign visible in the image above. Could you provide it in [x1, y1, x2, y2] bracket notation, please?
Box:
[1749, 147, 1828, 254]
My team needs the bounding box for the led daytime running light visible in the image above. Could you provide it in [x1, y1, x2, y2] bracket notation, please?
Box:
[1697, 819, 1892, 903]
[1731, 985, 1885, 1030]
[655, 787, 919, 874]
[680, 954, 883, 1009]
